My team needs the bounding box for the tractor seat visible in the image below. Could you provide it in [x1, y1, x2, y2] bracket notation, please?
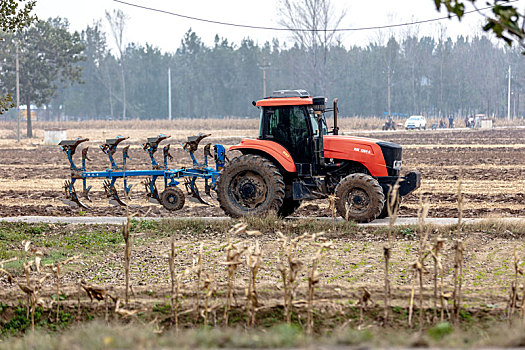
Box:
[59, 138, 89, 147]
[187, 133, 210, 143]
[145, 134, 170, 148]
[184, 133, 211, 153]
[104, 135, 128, 148]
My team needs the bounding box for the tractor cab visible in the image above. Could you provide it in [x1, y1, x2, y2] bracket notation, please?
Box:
[255, 90, 333, 176]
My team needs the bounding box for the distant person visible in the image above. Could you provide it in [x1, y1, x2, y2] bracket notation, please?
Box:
[474, 115, 481, 128]
[448, 116, 454, 128]
[465, 116, 470, 128]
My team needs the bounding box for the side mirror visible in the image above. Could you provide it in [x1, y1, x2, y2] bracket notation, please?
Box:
[252, 101, 256, 106]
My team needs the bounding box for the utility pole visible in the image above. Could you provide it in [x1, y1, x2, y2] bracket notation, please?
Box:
[16, 42, 20, 143]
[512, 92, 516, 119]
[507, 65, 511, 120]
[387, 64, 391, 117]
[168, 67, 172, 121]
[258, 62, 271, 97]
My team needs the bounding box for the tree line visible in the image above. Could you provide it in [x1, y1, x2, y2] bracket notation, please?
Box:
[1, 17, 524, 123]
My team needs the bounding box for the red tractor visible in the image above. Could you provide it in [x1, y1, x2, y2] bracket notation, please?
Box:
[216, 90, 420, 222]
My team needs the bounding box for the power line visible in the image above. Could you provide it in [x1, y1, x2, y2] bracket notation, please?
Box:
[112, 0, 515, 32]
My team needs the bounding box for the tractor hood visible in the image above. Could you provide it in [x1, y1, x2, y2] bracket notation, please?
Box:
[323, 135, 402, 177]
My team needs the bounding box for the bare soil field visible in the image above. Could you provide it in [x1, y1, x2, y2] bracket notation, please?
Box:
[1, 119, 525, 346]
[0, 120, 524, 219]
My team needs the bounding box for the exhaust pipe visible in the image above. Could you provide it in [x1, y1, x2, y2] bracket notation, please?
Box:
[333, 98, 339, 135]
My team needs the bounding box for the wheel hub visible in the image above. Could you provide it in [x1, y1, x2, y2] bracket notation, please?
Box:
[239, 181, 257, 200]
[352, 195, 364, 205]
[230, 171, 268, 209]
[347, 188, 370, 213]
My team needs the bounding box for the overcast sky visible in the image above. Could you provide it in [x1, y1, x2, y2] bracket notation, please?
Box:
[34, 0, 525, 52]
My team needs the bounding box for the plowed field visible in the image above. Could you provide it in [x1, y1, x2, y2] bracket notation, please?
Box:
[0, 123, 523, 219]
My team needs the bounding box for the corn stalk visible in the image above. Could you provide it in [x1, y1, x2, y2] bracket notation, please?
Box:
[222, 235, 246, 325]
[194, 242, 204, 322]
[307, 234, 332, 335]
[452, 239, 464, 323]
[45, 255, 81, 323]
[169, 235, 176, 325]
[383, 181, 400, 325]
[277, 232, 310, 323]
[430, 237, 445, 322]
[507, 247, 523, 322]
[121, 217, 132, 307]
[245, 240, 262, 327]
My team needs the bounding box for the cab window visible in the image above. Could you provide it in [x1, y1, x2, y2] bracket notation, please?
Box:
[309, 110, 327, 136]
[264, 106, 310, 162]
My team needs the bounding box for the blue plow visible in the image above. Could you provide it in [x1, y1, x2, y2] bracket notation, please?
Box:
[59, 133, 226, 211]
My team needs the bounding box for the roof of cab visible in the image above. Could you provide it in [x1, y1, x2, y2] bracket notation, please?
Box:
[255, 89, 313, 107]
[256, 97, 313, 107]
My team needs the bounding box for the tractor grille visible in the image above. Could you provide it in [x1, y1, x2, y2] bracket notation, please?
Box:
[377, 141, 402, 176]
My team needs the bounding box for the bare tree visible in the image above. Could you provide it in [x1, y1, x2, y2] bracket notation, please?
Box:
[105, 9, 127, 120]
[278, 0, 346, 93]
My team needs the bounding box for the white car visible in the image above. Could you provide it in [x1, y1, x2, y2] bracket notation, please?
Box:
[404, 115, 426, 130]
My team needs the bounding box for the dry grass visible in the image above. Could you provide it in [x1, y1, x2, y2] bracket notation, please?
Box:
[6, 318, 525, 349]
[1, 218, 525, 340]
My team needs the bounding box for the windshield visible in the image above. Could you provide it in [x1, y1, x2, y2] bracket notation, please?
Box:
[309, 109, 327, 136]
[258, 109, 264, 138]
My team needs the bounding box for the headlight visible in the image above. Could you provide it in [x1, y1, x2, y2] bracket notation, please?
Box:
[393, 160, 402, 170]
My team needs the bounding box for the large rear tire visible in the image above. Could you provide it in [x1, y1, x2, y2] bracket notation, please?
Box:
[278, 198, 302, 218]
[217, 154, 285, 218]
[335, 173, 384, 223]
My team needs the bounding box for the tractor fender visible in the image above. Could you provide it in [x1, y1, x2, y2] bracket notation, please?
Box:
[229, 139, 297, 173]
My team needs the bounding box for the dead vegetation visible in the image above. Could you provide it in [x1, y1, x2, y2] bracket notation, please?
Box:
[1, 214, 525, 341]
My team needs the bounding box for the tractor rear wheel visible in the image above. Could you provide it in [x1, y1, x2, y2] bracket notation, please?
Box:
[160, 187, 185, 211]
[278, 198, 302, 218]
[217, 154, 285, 218]
[335, 173, 384, 223]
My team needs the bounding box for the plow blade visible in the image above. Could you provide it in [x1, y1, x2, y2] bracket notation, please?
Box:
[143, 178, 160, 204]
[185, 177, 209, 205]
[81, 178, 93, 201]
[62, 180, 89, 209]
[81, 186, 93, 201]
[60, 198, 89, 209]
[103, 180, 127, 206]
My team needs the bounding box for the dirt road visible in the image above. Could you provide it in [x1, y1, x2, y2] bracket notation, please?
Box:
[1, 215, 523, 226]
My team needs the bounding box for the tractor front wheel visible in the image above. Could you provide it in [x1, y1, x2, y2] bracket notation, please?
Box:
[217, 154, 285, 218]
[335, 173, 385, 223]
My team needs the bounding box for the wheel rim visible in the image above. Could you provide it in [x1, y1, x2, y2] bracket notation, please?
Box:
[345, 187, 371, 214]
[229, 170, 268, 210]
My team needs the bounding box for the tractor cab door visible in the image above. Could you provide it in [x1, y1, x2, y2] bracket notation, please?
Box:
[261, 106, 312, 167]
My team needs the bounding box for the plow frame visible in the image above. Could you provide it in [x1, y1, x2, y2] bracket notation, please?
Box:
[59, 134, 226, 210]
